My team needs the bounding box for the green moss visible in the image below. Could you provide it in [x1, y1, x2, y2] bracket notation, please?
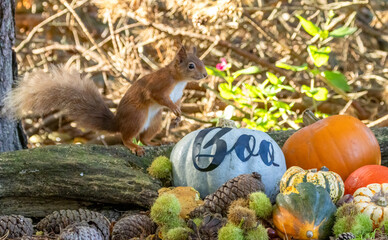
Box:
[218, 223, 244, 240]
[150, 194, 181, 226]
[249, 192, 272, 219]
[166, 227, 192, 240]
[245, 225, 269, 240]
[147, 156, 172, 179]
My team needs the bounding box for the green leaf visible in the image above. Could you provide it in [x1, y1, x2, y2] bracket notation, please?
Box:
[263, 85, 281, 97]
[312, 88, 328, 101]
[206, 66, 226, 78]
[279, 85, 295, 92]
[319, 30, 329, 40]
[309, 68, 321, 75]
[232, 86, 242, 95]
[266, 72, 281, 85]
[272, 100, 291, 110]
[218, 83, 234, 100]
[296, 15, 321, 37]
[301, 85, 328, 101]
[329, 26, 357, 38]
[322, 70, 350, 92]
[232, 66, 260, 78]
[307, 45, 331, 67]
[276, 62, 308, 72]
[225, 76, 234, 84]
[244, 84, 261, 98]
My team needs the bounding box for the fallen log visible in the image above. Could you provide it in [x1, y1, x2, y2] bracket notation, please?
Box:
[0, 144, 171, 217]
[0, 127, 387, 218]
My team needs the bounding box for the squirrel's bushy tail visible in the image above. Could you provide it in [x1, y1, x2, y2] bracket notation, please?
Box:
[3, 66, 118, 132]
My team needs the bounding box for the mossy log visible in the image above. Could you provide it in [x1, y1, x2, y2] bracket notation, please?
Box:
[0, 144, 172, 217]
[0, 127, 387, 218]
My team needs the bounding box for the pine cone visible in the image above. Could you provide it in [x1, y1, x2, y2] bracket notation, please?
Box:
[188, 213, 227, 240]
[189, 172, 264, 217]
[36, 209, 109, 239]
[336, 232, 356, 240]
[99, 210, 122, 222]
[15, 236, 56, 240]
[0, 215, 33, 238]
[59, 221, 104, 240]
[112, 214, 156, 240]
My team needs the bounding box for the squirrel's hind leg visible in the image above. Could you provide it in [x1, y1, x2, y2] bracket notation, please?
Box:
[139, 110, 162, 146]
[119, 109, 147, 156]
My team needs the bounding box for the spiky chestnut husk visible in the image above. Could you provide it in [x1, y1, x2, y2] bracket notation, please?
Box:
[333, 214, 373, 237]
[166, 227, 192, 240]
[335, 232, 355, 240]
[245, 225, 269, 240]
[248, 192, 272, 219]
[147, 156, 172, 179]
[190, 172, 265, 218]
[218, 223, 244, 240]
[336, 203, 359, 219]
[229, 198, 249, 210]
[227, 206, 256, 230]
[150, 194, 181, 227]
[0, 215, 33, 238]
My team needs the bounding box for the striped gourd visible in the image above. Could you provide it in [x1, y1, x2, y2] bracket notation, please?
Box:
[353, 183, 388, 228]
[280, 166, 344, 203]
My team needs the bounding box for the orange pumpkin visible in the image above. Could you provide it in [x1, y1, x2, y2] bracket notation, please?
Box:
[345, 165, 388, 195]
[282, 113, 381, 180]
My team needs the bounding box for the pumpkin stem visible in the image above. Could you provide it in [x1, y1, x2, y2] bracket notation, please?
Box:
[303, 110, 320, 126]
[376, 196, 387, 207]
[306, 230, 314, 238]
[320, 166, 329, 171]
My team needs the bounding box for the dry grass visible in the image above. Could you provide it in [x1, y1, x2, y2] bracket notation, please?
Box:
[14, 0, 388, 147]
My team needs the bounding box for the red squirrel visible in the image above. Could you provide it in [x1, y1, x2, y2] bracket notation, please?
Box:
[3, 46, 208, 156]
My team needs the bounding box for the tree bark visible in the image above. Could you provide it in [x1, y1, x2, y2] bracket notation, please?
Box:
[0, 0, 28, 152]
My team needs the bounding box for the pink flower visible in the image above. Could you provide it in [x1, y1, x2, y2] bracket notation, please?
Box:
[216, 58, 228, 71]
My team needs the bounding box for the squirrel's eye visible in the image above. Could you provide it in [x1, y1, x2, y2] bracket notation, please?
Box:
[188, 63, 195, 70]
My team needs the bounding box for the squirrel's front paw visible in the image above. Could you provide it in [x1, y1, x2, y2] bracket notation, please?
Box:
[170, 116, 181, 128]
[171, 105, 181, 117]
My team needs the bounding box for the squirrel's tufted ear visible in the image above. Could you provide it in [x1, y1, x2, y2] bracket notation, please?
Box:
[176, 46, 187, 63]
[192, 47, 197, 55]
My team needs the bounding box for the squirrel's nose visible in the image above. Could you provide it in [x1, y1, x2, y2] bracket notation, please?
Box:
[203, 72, 208, 78]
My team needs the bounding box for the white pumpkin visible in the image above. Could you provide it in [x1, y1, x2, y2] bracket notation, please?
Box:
[170, 127, 286, 202]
